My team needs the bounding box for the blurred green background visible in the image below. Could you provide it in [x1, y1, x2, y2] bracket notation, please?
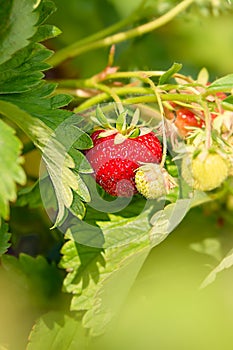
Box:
[50, 0, 233, 78]
[48, 1, 233, 348]
[2, 1, 233, 349]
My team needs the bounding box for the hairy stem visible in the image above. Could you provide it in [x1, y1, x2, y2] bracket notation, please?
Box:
[74, 88, 200, 112]
[143, 76, 167, 168]
[203, 101, 212, 149]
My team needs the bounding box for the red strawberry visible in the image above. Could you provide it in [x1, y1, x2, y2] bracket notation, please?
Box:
[85, 129, 162, 197]
[174, 108, 205, 138]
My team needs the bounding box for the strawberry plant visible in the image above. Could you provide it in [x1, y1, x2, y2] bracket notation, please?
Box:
[0, 0, 233, 349]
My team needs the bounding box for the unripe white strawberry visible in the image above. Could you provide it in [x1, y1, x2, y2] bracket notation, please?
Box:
[135, 164, 176, 199]
[182, 151, 229, 192]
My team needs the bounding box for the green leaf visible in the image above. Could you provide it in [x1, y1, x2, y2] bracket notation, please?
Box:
[50, 94, 73, 109]
[0, 0, 90, 226]
[70, 192, 86, 219]
[42, 140, 89, 226]
[159, 62, 182, 85]
[60, 209, 152, 335]
[0, 1, 59, 95]
[71, 129, 93, 150]
[0, 44, 52, 94]
[207, 73, 233, 91]
[69, 149, 93, 174]
[149, 199, 191, 247]
[82, 245, 150, 336]
[72, 172, 91, 202]
[16, 181, 42, 208]
[0, 0, 39, 65]
[0, 221, 11, 256]
[1, 253, 63, 306]
[0, 100, 89, 226]
[200, 248, 233, 289]
[0, 119, 26, 219]
[32, 24, 61, 42]
[222, 95, 233, 112]
[36, 0, 57, 26]
[95, 105, 111, 128]
[27, 312, 87, 350]
[0, 83, 72, 128]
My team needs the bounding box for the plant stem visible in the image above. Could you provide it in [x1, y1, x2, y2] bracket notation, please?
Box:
[203, 101, 212, 149]
[48, 0, 195, 67]
[95, 83, 124, 113]
[75, 88, 200, 112]
[143, 76, 167, 168]
[100, 70, 166, 81]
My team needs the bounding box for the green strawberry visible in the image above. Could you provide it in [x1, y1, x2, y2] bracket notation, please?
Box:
[182, 151, 229, 191]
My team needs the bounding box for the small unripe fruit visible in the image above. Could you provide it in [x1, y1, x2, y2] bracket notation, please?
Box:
[135, 164, 176, 199]
[182, 152, 229, 192]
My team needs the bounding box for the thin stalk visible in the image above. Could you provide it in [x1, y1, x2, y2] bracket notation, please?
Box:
[203, 101, 212, 149]
[143, 76, 167, 168]
[95, 83, 124, 113]
[100, 70, 166, 81]
[48, 0, 195, 67]
[75, 87, 200, 112]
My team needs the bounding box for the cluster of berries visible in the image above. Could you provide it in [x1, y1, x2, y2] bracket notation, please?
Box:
[166, 91, 232, 192]
[85, 121, 165, 198]
[84, 96, 233, 199]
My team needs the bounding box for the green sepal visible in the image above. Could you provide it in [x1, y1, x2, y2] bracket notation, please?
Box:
[94, 105, 112, 128]
[159, 63, 182, 85]
[116, 110, 127, 132]
[130, 108, 140, 128]
[128, 127, 140, 138]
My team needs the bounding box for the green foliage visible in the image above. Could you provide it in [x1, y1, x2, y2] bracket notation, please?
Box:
[0, 0, 39, 65]
[207, 73, 233, 91]
[0, 222, 11, 256]
[16, 181, 42, 209]
[0, 118, 26, 219]
[27, 312, 87, 350]
[60, 210, 151, 335]
[0, 0, 94, 225]
[0, 0, 233, 349]
[200, 248, 233, 288]
[1, 253, 63, 307]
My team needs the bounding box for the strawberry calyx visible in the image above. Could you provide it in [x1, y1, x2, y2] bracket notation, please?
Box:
[91, 105, 152, 145]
